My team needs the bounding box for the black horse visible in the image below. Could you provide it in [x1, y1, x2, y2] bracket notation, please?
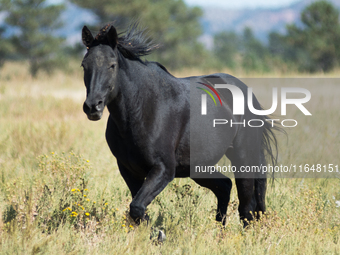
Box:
[81, 22, 279, 226]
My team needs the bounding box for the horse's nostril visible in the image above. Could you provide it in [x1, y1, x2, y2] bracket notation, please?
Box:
[84, 100, 103, 114]
[95, 101, 103, 111]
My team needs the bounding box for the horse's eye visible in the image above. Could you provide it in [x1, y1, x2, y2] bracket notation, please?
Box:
[110, 64, 115, 69]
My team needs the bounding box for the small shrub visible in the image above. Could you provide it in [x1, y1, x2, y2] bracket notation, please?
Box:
[2, 152, 120, 234]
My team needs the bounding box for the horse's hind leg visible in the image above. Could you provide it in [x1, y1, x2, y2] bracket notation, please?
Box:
[227, 143, 267, 225]
[192, 173, 232, 225]
[253, 177, 266, 219]
[234, 177, 256, 224]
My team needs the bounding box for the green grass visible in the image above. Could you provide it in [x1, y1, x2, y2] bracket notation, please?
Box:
[0, 63, 339, 254]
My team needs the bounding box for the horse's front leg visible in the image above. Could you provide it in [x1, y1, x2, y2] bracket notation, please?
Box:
[129, 161, 175, 223]
[117, 161, 144, 198]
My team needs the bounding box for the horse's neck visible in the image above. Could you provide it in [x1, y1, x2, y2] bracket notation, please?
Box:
[106, 59, 158, 133]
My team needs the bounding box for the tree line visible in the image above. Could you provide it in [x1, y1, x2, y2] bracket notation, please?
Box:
[214, 1, 340, 73]
[0, 0, 340, 76]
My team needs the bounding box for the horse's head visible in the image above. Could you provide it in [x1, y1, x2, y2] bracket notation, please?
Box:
[81, 25, 119, 121]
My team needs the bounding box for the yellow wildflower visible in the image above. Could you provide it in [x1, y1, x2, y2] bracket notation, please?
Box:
[85, 213, 90, 216]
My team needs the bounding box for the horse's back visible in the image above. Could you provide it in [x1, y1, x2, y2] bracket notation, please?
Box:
[179, 73, 238, 173]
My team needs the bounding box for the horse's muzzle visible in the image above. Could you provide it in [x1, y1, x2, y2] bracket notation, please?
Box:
[83, 100, 104, 121]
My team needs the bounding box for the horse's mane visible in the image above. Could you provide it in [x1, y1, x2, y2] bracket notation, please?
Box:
[93, 21, 160, 61]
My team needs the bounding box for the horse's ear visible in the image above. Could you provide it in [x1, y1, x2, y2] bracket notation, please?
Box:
[82, 26, 94, 49]
[107, 26, 118, 48]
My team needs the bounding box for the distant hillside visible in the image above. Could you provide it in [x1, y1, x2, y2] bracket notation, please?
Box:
[200, 0, 340, 48]
[2, 0, 340, 48]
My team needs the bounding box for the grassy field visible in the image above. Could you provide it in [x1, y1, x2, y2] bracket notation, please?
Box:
[0, 62, 339, 254]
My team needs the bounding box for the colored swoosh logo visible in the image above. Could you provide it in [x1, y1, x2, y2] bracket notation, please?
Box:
[197, 82, 223, 106]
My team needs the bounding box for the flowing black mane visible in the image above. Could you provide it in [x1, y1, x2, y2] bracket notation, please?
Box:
[92, 22, 160, 61]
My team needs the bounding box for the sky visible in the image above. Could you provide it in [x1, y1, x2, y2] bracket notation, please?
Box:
[184, 0, 301, 9]
[47, 0, 302, 10]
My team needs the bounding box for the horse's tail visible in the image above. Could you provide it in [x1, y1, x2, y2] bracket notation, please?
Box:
[261, 117, 283, 167]
[254, 116, 285, 216]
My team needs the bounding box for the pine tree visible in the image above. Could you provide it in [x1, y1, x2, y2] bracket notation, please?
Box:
[285, 1, 340, 72]
[0, 27, 13, 68]
[213, 31, 239, 69]
[70, 0, 205, 70]
[5, 0, 66, 77]
[241, 27, 269, 72]
[0, 0, 12, 67]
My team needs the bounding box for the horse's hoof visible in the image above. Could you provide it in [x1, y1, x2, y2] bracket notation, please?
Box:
[130, 213, 149, 225]
[158, 230, 166, 242]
